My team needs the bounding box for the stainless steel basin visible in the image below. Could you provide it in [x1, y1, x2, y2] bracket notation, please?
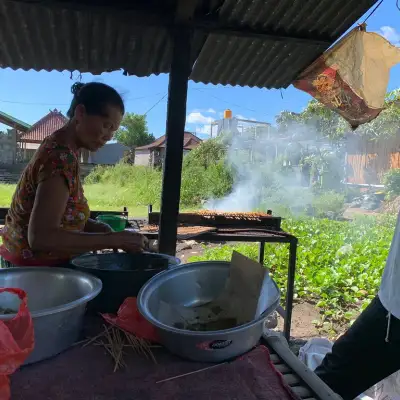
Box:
[0, 267, 102, 364]
[138, 261, 280, 362]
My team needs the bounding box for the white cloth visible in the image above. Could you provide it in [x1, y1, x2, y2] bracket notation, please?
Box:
[379, 211, 400, 320]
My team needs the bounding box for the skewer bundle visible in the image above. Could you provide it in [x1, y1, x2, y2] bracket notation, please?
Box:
[81, 323, 158, 371]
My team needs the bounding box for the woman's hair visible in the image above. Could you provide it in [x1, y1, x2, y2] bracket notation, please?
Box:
[67, 82, 125, 118]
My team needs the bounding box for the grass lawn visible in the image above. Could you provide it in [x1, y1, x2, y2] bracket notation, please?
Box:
[0, 184, 149, 217]
[0, 184, 197, 217]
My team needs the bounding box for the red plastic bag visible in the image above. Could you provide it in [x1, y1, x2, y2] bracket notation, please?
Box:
[0, 288, 35, 400]
[102, 297, 159, 343]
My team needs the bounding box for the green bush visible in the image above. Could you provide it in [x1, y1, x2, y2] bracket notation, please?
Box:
[183, 138, 227, 169]
[311, 191, 345, 219]
[84, 145, 234, 208]
[383, 169, 400, 198]
[190, 215, 396, 329]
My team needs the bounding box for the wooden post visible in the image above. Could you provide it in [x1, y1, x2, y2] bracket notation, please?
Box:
[158, 27, 192, 255]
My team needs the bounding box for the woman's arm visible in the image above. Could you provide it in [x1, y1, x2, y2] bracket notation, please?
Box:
[84, 218, 112, 233]
[28, 176, 145, 253]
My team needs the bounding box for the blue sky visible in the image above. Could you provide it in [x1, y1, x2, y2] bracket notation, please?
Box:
[1, 0, 400, 139]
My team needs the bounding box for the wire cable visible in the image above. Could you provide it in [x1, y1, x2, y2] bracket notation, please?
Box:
[144, 93, 167, 115]
[363, 0, 384, 23]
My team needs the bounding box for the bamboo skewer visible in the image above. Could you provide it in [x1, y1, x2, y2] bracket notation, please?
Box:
[156, 363, 227, 384]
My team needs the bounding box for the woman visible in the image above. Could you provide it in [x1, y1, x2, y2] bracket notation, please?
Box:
[0, 82, 147, 267]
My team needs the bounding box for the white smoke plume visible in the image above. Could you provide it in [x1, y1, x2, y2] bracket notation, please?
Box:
[204, 119, 344, 215]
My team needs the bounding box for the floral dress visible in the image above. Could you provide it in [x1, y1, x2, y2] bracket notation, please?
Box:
[1, 134, 90, 266]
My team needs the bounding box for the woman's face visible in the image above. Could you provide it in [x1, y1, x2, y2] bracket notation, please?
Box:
[74, 104, 123, 151]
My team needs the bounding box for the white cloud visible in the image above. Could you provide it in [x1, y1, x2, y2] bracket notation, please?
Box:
[379, 26, 400, 45]
[186, 111, 215, 125]
[195, 125, 212, 136]
[191, 108, 217, 114]
[236, 114, 257, 121]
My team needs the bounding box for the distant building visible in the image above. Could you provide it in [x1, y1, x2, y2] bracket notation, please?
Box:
[0, 111, 31, 133]
[18, 109, 68, 161]
[135, 132, 201, 167]
[345, 132, 400, 185]
[89, 142, 129, 165]
[15, 109, 126, 165]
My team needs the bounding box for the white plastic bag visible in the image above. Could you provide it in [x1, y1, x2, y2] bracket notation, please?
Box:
[298, 337, 332, 371]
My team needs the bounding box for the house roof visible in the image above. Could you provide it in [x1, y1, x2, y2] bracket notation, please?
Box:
[0, 0, 377, 89]
[0, 111, 31, 132]
[20, 109, 68, 142]
[136, 132, 202, 151]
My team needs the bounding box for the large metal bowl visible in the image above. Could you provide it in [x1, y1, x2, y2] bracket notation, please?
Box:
[138, 261, 280, 362]
[0, 267, 102, 364]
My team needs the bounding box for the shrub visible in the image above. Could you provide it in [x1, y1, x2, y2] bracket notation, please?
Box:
[311, 191, 345, 219]
[383, 169, 400, 198]
[183, 138, 227, 169]
[84, 150, 233, 208]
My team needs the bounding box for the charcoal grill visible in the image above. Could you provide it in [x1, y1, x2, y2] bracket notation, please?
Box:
[141, 206, 298, 342]
[147, 210, 282, 231]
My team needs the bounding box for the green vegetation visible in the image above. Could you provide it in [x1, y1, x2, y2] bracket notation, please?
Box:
[383, 169, 400, 198]
[0, 182, 149, 215]
[190, 215, 396, 332]
[0, 185, 16, 208]
[85, 164, 162, 209]
[311, 191, 345, 219]
[85, 138, 234, 209]
[276, 89, 400, 141]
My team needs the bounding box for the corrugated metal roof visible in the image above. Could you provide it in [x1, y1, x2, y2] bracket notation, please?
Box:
[0, 0, 377, 89]
[0, 0, 207, 76]
[20, 109, 68, 142]
[0, 111, 31, 131]
[190, 0, 378, 88]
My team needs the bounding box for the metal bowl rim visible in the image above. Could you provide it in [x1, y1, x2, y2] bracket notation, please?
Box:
[137, 261, 280, 337]
[71, 252, 181, 272]
[0, 267, 103, 319]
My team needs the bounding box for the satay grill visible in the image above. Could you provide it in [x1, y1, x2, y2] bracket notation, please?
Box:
[146, 209, 282, 232]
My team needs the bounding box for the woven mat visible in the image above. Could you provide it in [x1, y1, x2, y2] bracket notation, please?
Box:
[11, 344, 299, 400]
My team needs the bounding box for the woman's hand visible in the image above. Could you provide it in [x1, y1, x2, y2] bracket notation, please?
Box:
[111, 231, 148, 253]
[84, 219, 113, 233]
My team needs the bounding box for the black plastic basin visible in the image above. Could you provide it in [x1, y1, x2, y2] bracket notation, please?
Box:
[71, 252, 180, 314]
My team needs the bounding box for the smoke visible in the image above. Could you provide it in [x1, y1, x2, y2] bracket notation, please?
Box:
[205, 118, 344, 215]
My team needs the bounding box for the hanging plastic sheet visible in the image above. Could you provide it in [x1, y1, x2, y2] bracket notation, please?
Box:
[294, 25, 400, 129]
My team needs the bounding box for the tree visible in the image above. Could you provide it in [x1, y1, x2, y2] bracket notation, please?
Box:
[349, 89, 400, 139]
[114, 113, 155, 148]
[275, 89, 400, 143]
[183, 138, 227, 169]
